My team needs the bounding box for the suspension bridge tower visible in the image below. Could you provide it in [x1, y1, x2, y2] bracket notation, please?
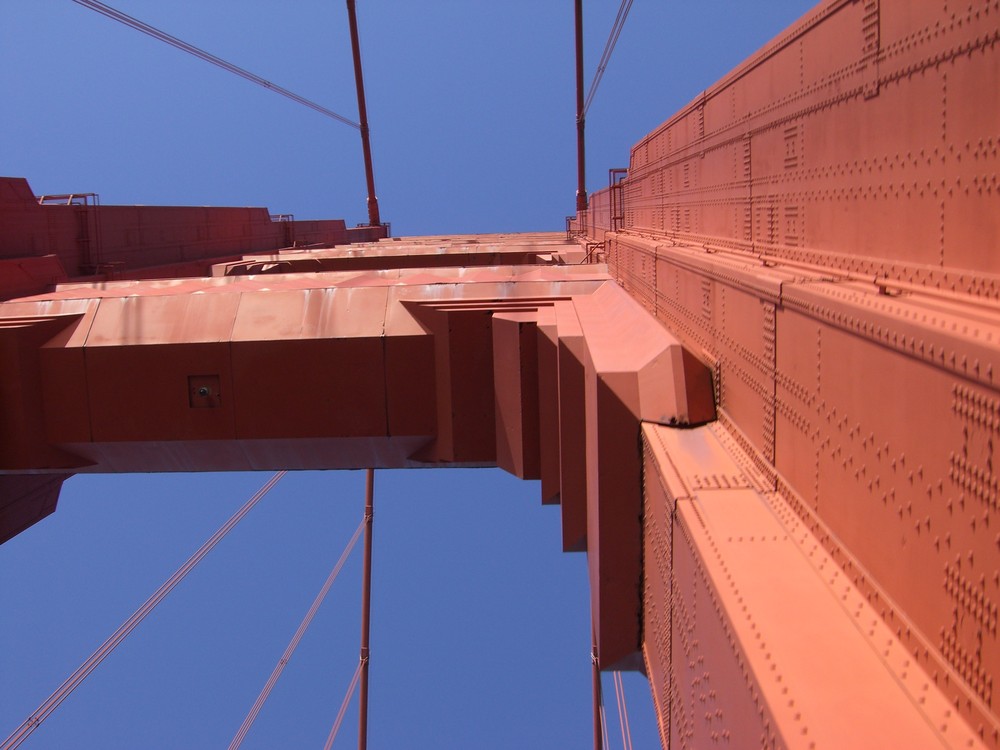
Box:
[2, 0, 1000, 747]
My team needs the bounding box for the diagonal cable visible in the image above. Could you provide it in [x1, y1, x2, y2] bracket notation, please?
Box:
[601, 698, 611, 750]
[228, 517, 365, 750]
[323, 662, 362, 750]
[70, 0, 360, 129]
[612, 671, 634, 750]
[584, 0, 635, 116]
[1, 471, 287, 750]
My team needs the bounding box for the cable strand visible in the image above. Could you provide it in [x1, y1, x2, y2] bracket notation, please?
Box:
[228, 517, 366, 749]
[323, 661, 362, 750]
[1, 471, 287, 750]
[612, 671, 634, 750]
[69, 0, 360, 129]
[583, 0, 635, 116]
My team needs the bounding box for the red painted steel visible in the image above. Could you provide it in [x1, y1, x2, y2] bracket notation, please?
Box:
[0, 476, 65, 547]
[346, 0, 380, 227]
[212, 241, 563, 276]
[535, 305, 561, 504]
[592, 627, 603, 750]
[357, 469, 374, 750]
[554, 299, 589, 552]
[0, 231, 713, 670]
[493, 311, 542, 480]
[0, 177, 385, 294]
[574, 0, 588, 212]
[2, 0, 998, 745]
[644, 424, 990, 748]
[578, 0, 1000, 745]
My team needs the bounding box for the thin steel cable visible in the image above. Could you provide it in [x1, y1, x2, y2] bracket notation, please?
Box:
[583, 0, 635, 116]
[613, 672, 625, 750]
[1, 471, 287, 750]
[618, 674, 632, 750]
[69, 0, 360, 129]
[612, 671, 634, 750]
[584, 0, 632, 114]
[228, 518, 365, 750]
[323, 661, 362, 750]
[597, 670, 610, 750]
[619, 673, 633, 750]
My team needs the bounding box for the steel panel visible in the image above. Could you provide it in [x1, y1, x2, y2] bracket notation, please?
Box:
[645, 423, 987, 749]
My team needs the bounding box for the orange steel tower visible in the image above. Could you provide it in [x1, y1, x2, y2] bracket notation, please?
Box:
[2, 1, 999, 747]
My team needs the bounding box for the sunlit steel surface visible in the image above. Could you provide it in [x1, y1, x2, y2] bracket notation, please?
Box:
[575, 0, 1000, 745]
[0, 216, 714, 671]
[0, 177, 386, 294]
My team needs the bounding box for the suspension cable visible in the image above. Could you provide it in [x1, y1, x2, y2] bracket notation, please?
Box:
[612, 672, 634, 750]
[1, 471, 287, 750]
[323, 662, 362, 750]
[69, 0, 360, 129]
[583, 0, 635, 116]
[228, 517, 366, 750]
[356, 468, 375, 749]
[601, 698, 611, 750]
[591, 631, 603, 750]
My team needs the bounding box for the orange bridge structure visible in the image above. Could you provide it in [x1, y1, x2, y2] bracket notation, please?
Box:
[2, 1, 1000, 747]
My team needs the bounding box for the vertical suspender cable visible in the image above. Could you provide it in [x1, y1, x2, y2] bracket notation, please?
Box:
[228, 517, 366, 750]
[1, 471, 287, 750]
[356, 469, 375, 750]
[620, 672, 634, 750]
[591, 628, 603, 750]
[346, 1, 381, 227]
[574, 0, 588, 212]
[613, 672, 634, 750]
[614, 672, 625, 750]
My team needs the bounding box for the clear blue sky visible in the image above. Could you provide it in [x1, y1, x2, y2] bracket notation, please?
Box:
[1, 2, 815, 747]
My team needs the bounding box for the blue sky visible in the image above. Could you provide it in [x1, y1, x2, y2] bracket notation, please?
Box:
[1, 2, 816, 747]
